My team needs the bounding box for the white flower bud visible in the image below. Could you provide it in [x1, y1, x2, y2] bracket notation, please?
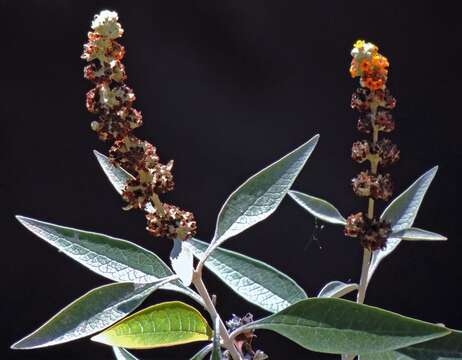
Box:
[91, 10, 124, 39]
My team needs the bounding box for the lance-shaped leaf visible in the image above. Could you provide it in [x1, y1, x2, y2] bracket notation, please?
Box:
[236, 298, 450, 355]
[12, 278, 174, 349]
[361, 330, 462, 359]
[391, 228, 447, 242]
[92, 301, 212, 349]
[368, 167, 438, 282]
[288, 190, 346, 225]
[94, 151, 155, 213]
[113, 347, 140, 360]
[189, 239, 307, 313]
[16, 216, 201, 304]
[211, 135, 319, 248]
[170, 239, 194, 286]
[191, 344, 213, 360]
[317, 281, 358, 298]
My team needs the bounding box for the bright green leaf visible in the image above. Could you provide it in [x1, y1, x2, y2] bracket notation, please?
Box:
[16, 216, 201, 304]
[189, 239, 307, 313]
[362, 331, 462, 359]
[317, 281, 358, 298]
[113, 347, 140, 360]
[391, 227, 447, 242]
[369, 167, 438, 282]
[238, 298, 450, 354]
[92, 301, 212, 349]
[288, 190, 346, 225]
[11, 279, 173, 349]
[211, 135, 319, 248]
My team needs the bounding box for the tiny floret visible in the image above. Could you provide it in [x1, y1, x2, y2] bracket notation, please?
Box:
[91, 10, 124, 39]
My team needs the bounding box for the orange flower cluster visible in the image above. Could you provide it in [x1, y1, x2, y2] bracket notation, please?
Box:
[349, 40, 389, 91]
[82, 11, 197, 240]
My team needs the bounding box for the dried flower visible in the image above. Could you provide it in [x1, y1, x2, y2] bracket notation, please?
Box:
[83, 10, 197, 240]
[146, 203, 197, 240]
[352, 171, 393, 201]
[109, 135, 159, 174]
[224, 314, 268, 360]
[352, 139, 399, 166]
[345, 212, 391, 251]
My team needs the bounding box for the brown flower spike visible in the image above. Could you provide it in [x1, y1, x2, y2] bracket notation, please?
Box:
[345, 40, 398, 249]
[82, 11, 196, 240]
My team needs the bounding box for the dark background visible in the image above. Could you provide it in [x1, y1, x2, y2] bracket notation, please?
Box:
[2, 1, 461, 359]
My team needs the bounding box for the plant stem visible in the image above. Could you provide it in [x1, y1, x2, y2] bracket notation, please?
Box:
[192, 269, 242, 360]
[346, 109, 380, 360]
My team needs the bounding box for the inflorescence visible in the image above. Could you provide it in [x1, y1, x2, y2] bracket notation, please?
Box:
[82, 11, 197, 240]
[345, 40, 398, 251]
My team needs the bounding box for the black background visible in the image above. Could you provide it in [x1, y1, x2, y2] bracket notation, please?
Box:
[2, 1, 461, 359]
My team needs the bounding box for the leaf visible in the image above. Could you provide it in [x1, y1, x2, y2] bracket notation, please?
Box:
[190, 344, 213, 360]
[368, 167, 438, 282]
[317, 281, 358, 298]
[360, 352, 412, 360]
[237, 298, 450, 354]
[211, 135, 319, 247]
[170, 239, 194, 286]
[94, 150, 133, 194]
[391, 228, 447, 242]
[16, 216, 201, 304]
[92, 301, 212, 349]
[94, 151, 155, 213]
[211, 317, 222, 360]
[113, 347, 140, 360]
[189, 239, 307, 313]
[11, 278, 174, 349]
[362, 331, 462, 360]
[288, 190, 346, 225]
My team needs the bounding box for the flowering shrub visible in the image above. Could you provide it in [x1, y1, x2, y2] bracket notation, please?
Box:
[11, 10, 461, 360]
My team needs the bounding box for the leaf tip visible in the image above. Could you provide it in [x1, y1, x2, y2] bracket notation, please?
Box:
[90, 332, 109, 345]
[15, 215, 30, 226]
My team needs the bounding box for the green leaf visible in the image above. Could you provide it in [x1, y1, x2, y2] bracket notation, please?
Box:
[189, 239, 307, 313]
[211, 135, 319, 247]
[92, 301, 212, 349]
[16, 216, 201, 304]
[94, 151, 155, 213]
[288, 190, 346, 225]
[317, 281, 358, 298]
[362, 331, 462, 360]
[237, 298, 450, 354]
[11, 279, 173, 349]
[369, 167, 438, 282]
[391, 228, 447, 242]
[170, 239, 194, 286]
[190, 344, 213, 360]
[113, 347, 140, 360]
[211, 317, 222, 360]
[360, 351, 412, 360]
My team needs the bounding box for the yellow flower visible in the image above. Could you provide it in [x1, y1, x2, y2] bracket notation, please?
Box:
[354, 40, 366, 49]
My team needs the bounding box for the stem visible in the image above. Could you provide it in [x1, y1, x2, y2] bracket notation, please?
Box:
[346, 106, 380, 360]
[151, 193, 166, 217]
[192, 269, 242, 360]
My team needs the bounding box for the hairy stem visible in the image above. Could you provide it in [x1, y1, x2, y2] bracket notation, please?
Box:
[192, 269, 242, 360]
